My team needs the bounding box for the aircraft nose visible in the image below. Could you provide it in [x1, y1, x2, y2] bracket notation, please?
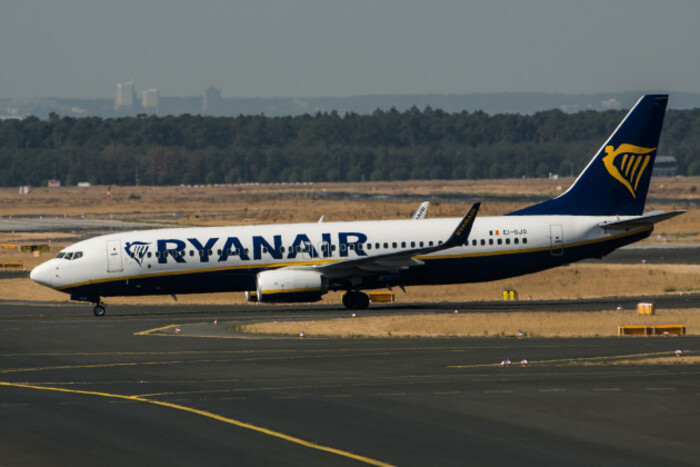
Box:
[30, 260, 59, 288]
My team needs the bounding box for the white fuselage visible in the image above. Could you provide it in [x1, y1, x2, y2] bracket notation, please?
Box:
[30, 214, 650, 298]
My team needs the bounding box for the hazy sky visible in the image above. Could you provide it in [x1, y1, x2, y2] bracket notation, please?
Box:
[1, 0, 699, 99]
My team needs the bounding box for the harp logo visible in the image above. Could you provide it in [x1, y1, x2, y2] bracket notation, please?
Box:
[125, 241, 151, 266]
[602, 144, 655, 198]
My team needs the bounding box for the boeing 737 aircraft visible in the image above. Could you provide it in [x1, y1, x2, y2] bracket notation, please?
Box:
[31, 94, 685, 316]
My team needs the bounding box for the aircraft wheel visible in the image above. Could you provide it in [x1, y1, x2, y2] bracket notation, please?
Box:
[355, 292, 370, 309]
[93, 304, 106, 317]
[342, 291, 370, 310]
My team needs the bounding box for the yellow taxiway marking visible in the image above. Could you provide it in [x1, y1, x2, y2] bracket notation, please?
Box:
[134, 324, 257, 339]
[133, 324, 177, 336]
[0, 381, 394, 467]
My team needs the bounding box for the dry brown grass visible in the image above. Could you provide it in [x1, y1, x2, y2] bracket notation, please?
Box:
[2, 176, 698, 226]
[239, 308, 700, 338]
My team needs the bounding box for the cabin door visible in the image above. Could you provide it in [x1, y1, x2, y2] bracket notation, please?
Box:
[107, 240, 123, 272]
[549, 225, 564, 256]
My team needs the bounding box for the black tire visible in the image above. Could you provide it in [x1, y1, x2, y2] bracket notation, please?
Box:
[342, 292, 354, 309]
[342, 291, 370, 310]
[93, 305, 106, 317]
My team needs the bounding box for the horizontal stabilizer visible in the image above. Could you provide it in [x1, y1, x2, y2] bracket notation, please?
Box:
[599, 210, 686, 230]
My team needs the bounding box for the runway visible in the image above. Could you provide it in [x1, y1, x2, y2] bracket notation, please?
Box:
[0, 300, 698, 466]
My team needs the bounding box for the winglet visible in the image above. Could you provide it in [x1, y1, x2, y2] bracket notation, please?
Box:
[442, 202, 480, 249]
[412, 201, 430, 220]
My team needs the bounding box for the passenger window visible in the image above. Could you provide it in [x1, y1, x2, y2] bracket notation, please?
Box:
[383, 242, 388, 249]
[489, 239, 493, 245]
[281, 246, 286, 253]
[438, 241, 443, 245]
[401, 241, 406, 248]
[218, 249, 223, 255]
[189, 250, 194, 256]
[480, 239, 485, 246]
[366, 244, 372, 250]
[262, 247, 268, 253]
[472, 239, 477, 246]
[429, 241, 433, 247]
[419, 241, 424, 247]
[375, 243, 380, 249]
[341, 244, 347, 251]
[349, 244, 355, 250]
[523, 238, 528, 244]
[392, 242, 397, 249]
[497, 239, 502, 245]
[147, 252, 152, 258]
[505, 238, 510, 245]
[514, 238, 519, 244]
[332, 245, 337, 251]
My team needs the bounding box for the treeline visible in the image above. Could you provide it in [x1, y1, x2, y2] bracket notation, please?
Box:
[0, 106, 698, 187]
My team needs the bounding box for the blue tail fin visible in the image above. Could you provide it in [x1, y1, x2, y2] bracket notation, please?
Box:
[509, 94, 668, 216]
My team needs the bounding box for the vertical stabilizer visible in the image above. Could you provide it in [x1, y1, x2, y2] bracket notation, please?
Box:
[510, 94, 668, 216]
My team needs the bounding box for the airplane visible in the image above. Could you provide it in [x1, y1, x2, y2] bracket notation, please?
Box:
[30, 94, 685, 316]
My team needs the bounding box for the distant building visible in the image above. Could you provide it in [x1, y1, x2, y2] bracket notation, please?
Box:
[203, 86, 221, 115]
[142, 88, 159, 110]
[48, 179, 61, 188]
[652, 155, 677, 177]
[115, 81, 135, 110]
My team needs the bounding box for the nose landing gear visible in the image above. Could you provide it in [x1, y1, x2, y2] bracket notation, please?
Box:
[92, 301, 106, 317]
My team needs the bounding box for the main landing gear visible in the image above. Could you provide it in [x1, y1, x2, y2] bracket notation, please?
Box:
[342, 291, 370, 310]
[92, 301, 106, 317]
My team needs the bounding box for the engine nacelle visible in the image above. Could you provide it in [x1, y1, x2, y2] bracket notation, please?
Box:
[256, 269, 328, 303]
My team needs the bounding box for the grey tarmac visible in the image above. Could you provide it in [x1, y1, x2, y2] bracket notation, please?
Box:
[0, 300, 698, 466]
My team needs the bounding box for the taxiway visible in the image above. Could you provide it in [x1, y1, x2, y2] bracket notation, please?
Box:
[0, 300, 698, 466]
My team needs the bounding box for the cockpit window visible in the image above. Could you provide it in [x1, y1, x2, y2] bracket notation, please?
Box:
[56, 251, 83, 260]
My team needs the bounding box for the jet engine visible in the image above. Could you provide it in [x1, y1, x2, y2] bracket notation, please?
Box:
[256, 269, 328, 303]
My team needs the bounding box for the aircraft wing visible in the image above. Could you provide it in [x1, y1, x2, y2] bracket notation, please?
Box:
[313, 203, 479, 278]
[599, 210, 686, 230]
